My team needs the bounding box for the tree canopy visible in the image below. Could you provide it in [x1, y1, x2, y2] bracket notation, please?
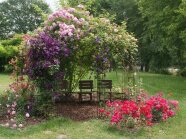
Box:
[0, 0, 50, 39]
[65, 0, 186, 71]
[138, 0, 186, 70]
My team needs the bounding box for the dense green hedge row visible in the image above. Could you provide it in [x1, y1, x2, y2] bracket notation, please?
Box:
[0, 35, 22, 72]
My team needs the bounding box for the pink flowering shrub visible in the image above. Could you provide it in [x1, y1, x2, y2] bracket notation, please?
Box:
[0, 73, 34, 128]
[0, 90, 27, 129]
[99, 93, 179, 129]
[25, 6, 138, 94]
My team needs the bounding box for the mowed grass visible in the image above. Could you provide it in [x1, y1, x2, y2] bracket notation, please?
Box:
[0, 73, 13, 94]
[0, 72, 186, 139]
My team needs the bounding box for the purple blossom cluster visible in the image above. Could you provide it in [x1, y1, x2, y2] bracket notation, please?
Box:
[27, 32, 61, 79]
[93, 46, 111, 74]
[26, 7, 91, 89]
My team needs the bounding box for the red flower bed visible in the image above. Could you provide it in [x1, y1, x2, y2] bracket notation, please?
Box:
[99, 93, 179, 128]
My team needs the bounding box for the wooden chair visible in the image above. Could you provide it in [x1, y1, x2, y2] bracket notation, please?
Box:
[78, 80, 94, 102]
[97, 80, 112, 101]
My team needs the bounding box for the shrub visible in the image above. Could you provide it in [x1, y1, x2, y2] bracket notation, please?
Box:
[0, 75, 39, 128]
[0, 45, 19, 72]
[24, 6, 138, 102]
[0, 35, 22, 46]
[99, 93, 179, 129]
[179, 67, 186, 77]
[0, 35, 22, 72]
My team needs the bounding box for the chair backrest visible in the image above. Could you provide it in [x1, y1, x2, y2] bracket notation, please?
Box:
[60, 80, 68, 91]
[97, 80, 112, 91]
[79, 80, 93, 92]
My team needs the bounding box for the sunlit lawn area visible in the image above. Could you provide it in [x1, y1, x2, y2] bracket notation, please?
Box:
[0, 73, 13, 94]
[0, 72, 186, 139]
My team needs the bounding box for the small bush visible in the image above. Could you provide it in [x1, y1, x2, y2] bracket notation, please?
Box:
[0, 36, 22, 46]
[0, 45, 19, 72]
[179, 68, 186, 77]
[4, 64, 14, 73]
[99, 93, 179, 129]
[0, 35, 22, 72]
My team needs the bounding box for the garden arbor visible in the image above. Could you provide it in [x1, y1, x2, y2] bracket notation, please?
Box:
[25, 5, 138, 100]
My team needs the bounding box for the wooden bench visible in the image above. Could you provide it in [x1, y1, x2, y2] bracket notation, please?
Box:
[97, 80, 112, 101]
[78, 80, 94, 102]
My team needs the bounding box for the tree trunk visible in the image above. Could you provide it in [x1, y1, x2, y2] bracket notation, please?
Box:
[140, 65, 144, 71]
[145, 63, 149, 72]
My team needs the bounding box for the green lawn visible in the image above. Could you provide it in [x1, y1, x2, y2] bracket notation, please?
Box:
[0, 73, 13, 94]
[0, 72, 186, 139]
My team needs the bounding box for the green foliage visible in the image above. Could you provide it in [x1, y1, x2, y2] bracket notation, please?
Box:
[66, 0, 186, 72]
[66, 0, 142, 27]
[0, 0, 50, 39]
[26, 6, 138, 94]
[179, 67, 186, 77]
[138, 0, 186, 70]
[0, 35, 22, 72]
[0, 35, 22, 46]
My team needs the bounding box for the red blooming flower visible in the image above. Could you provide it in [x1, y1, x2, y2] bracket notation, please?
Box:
[99, 108, 105, 113]
[100, 93, 178, 129]
[146, 120, 153, 126]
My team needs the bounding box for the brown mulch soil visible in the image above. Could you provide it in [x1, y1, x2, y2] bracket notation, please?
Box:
[0, 94, 99, 128]
[0, 93, 116, 127]
[52, 93, 99, 121]
[54, 101, 98, 121]
[0, 101, 98, 128]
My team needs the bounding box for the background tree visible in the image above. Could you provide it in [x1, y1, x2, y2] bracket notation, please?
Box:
[138, 0, 186, 71]
[65, 0, 186, 72]
[0, 0, 51, 39]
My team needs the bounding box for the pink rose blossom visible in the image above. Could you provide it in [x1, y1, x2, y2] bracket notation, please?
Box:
[12, 124, 17, 128]
[11, 111, 16, 115]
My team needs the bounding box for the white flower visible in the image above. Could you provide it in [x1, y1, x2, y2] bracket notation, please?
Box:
[5, 123, 9, 127]
[18, 124, 23, 128]
[114, 29, 118, 32]
[118, 35, 122, 38]
[6, 104, 10, 108]
[11, 111, 16, 115]
[85, 11, 90, 15]
[25, 113, 30, 118]
[10, 118, 15, 122]
[77, 4, 84, 9]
